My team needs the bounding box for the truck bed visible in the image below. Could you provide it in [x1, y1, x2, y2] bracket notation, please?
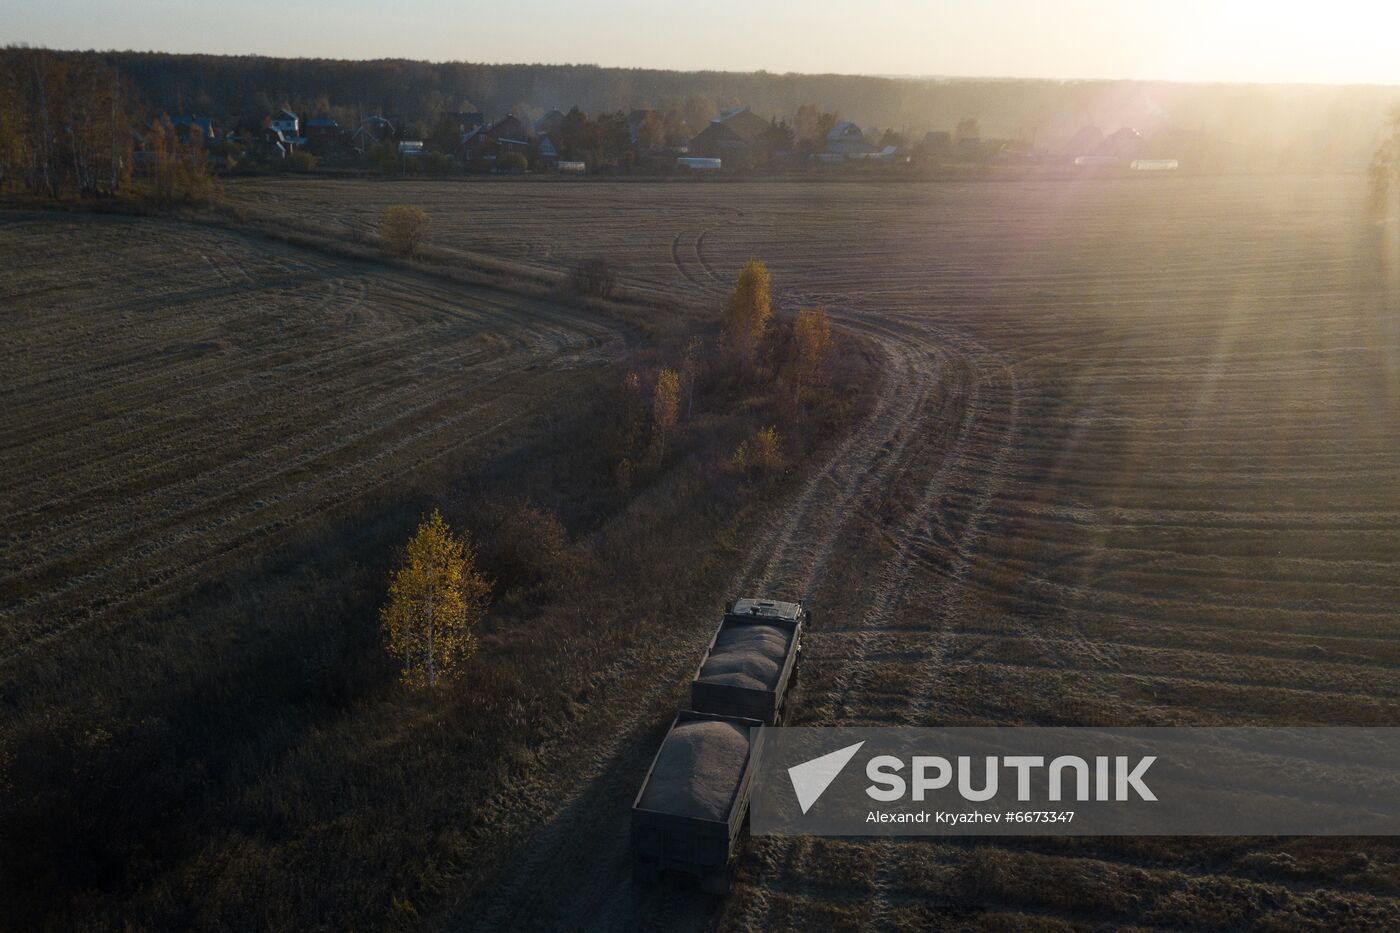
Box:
[690, 600, 805, 725]
[631, 710, 762, 889]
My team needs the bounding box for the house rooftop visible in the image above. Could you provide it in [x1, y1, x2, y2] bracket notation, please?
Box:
[704, 107, 771, 143]
[826, 121, 863, 141]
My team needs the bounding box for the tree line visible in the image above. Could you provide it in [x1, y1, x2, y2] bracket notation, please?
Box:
[0, 47, 225, 202]
[0, 48, 132, 198]
[7, 43, 1394, 199]
[10, 47, 1392, 169]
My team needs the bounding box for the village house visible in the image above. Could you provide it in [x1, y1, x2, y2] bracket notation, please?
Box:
[305, 115, 341, 152]
[534, 109, 565, 137]
[492, 115, 530, 152]
[536, 134, 559, 165]
[824, 121, 877, 160]
[260, 127, 292, 159]
[441, 111, 485, 140]
[351, 115, 394, 152]
[688, 107, 771, 158]
[464, 114, 530, 157]
[268, 109, 304, 148]
[168, 115, 215, 145]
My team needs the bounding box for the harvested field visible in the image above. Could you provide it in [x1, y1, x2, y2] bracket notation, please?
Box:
[0, 211, 623, 659]
[10, 169, 1399, 931]
[225, 175, 1400, 930]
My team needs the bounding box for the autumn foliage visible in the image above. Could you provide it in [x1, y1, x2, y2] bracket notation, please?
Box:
[0, 48, 132, 198]
[602, 263, 856, 493]
[730, 426, 783, 476]
[381, 508, 491, 688]
[380, 205, 430, 258]
[652, 368, 680, 458]
[722, 259, 772, 369]
[144, 117, 216, 205]
[792, 307, 832, 395]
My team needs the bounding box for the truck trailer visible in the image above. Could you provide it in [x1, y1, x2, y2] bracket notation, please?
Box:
[631, 709, 763, 893]
[690, 598, 807, 725]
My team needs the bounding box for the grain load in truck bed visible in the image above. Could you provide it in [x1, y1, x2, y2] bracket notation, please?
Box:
[632, 710, 762, 892]
[690, 598, 808, 725]
[697, 623, 792, 691]
[637, 719, 749, 819]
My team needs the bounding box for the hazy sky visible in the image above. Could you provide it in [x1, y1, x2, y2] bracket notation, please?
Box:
[7, 0, 1400, 85]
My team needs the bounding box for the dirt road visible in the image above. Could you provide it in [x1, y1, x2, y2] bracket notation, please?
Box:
[377, 174, 1400, 931]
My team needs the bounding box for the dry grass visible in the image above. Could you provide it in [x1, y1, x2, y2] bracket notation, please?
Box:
[0, 205, 875, 930]
[239, 174, 1400, 930]
[9, 168, 1400, 930]
[0, 211, 621, 659]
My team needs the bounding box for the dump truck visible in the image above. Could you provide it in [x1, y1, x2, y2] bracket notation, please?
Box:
[690, 597, 808, 726]
[631, 709, 763, 893]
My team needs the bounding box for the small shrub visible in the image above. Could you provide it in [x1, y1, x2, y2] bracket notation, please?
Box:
[379, 206, 429, 258]
[569, 258, 617, 299]
[751, 426, 782, 471]
[476, 500, 574, 597]
[496, 151, 528, 174]
[283, 150, 317, 173]
[728, 440, 752, 473]
[727, 426, 783, 476]
[652, 368, 680, 459]
[791, 306, 832, 395]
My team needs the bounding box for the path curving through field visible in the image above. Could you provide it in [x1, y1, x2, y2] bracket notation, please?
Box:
[451, 241, 1019, 932]
[364, 173, 1400, 931]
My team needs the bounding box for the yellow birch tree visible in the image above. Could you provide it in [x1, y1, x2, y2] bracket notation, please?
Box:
[381, 508, 491, 688]
[722, 259, 772, 370]
[792, 306, 832, 398]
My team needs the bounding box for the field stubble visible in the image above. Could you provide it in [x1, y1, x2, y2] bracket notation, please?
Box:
[233, 175, 1400, 931]
[5, 168, 1399, 931]
[0, 212, 624, 660]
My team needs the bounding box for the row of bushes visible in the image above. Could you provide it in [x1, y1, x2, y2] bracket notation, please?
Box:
[371, 255, 859, 690]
